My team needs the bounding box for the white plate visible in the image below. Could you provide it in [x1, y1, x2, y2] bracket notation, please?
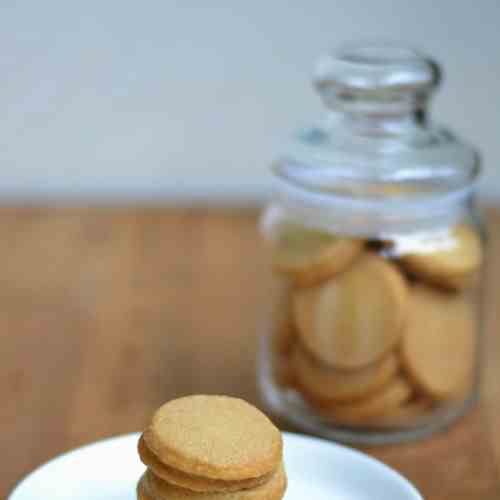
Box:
[9, 432, 422, 500]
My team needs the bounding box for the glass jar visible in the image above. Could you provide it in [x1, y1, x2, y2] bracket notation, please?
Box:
[258, 43, 485, 444]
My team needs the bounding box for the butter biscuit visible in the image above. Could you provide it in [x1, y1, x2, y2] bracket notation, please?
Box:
[143, 465, 287, 500]
[143, 395, 282, 481]
[400, 225, 482, 290]
[272, 225, 363, 287]
[291, 344, 398, 403]
[293, 253, 408, 369]
[138, 435, 274, 493]
[401, 285, 475, 400]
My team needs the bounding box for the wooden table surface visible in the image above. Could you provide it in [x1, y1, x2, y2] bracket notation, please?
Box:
[1, 208, 499, 499]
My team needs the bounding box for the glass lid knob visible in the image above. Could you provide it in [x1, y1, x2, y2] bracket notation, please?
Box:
[314, 42, 442, 113]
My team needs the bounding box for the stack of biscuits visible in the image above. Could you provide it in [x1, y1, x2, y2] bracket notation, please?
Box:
[137, 395, 287, 500]
[271, 223, 482, 425]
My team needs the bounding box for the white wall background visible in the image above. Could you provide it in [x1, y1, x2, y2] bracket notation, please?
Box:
[1, 1, 499, 205]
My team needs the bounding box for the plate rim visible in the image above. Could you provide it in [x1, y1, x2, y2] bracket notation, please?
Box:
[9, 431, 423, 500]
[282, 432, 423, 500]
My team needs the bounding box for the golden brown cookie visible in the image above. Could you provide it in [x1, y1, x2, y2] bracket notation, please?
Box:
[272, 225, 363, 287]
[400, 225, 482, 290]
[143, 395, 282, 481]
[316, 376, 412, 424]
[369, 397, 433, 426]
[293, 253, 408, 370]
[142, 465, 287, 500]
[138, 435, 274, 493]
[291, 344, 398, 403]
[400, 285, 475, 400]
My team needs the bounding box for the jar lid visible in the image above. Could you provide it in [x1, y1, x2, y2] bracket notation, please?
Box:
[272, 42, 480, 236]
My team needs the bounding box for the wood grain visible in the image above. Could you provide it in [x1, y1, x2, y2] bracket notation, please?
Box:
[1, 208, 499, 499]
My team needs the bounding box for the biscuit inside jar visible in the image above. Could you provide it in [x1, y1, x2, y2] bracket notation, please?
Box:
[292, 253, 408, 370]
[290, 343, 399, 403]
[272, 225, 363, 287]
[400, 284, 475, 401]
[399, 225, 482, 290]
[314, 376, 413, 424]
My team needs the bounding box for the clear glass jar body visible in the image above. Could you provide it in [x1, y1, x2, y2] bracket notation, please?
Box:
[257, 43, 485, 444]
[258, 208, 485, 444]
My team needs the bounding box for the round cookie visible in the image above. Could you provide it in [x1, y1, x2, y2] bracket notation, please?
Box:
[368, 397, 433, 426]
[138, 435, 273, 493]
[400, 225, 482, 290]
[143, 465, 287, 500]
[272, 225, 363, 287]
[292, 253, 408, 370]
[143, 395, 282, 481]
[316, 376, 412, 424]
[291, 344, 399, 403]
[400, 285, 475, 400]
